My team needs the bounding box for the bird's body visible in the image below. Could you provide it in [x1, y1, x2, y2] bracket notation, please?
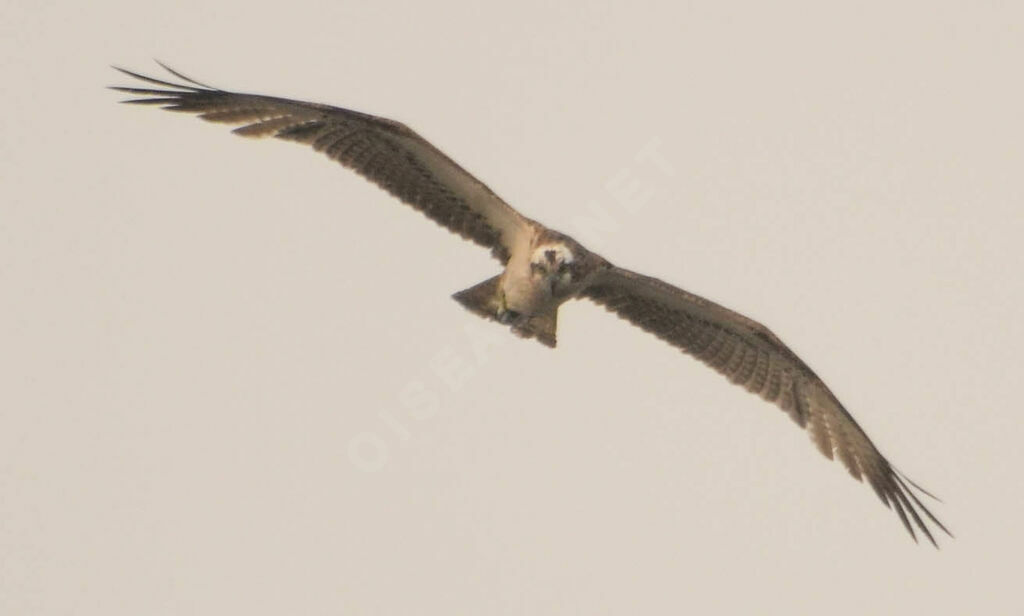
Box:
[112, 63, 950, 545]
[457, 228, 606, 347]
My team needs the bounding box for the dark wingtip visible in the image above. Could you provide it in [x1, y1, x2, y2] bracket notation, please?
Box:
[865, 460, 949, 548]
[109, 63, 206, 91]
[893, 472, 953, 543]
[153, 59, 215, 89]
[894, 466, 944, 503]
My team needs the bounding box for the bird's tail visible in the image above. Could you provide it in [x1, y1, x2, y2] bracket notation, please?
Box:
[452, 275, 558, 348]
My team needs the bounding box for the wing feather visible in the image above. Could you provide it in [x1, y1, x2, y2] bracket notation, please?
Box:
[111, 64, 530, 262]
[583, 266, 950, 545]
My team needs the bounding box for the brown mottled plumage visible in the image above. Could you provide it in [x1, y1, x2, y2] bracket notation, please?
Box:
[112, 63, 526, 263]
[112, 63, 950, 546]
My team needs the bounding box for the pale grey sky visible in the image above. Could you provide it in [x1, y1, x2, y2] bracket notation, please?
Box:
[3, 1, 1023, 613]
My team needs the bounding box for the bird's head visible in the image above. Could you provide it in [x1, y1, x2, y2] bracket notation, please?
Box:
[529, 243, 576, 294]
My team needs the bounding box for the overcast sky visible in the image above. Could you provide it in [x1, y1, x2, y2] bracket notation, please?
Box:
[3, 1, 1023, 613]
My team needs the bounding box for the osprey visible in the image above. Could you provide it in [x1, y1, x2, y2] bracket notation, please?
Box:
[112, 63, 950, 546]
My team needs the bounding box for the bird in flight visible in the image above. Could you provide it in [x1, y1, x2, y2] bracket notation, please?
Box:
[112, 63, 950, 546]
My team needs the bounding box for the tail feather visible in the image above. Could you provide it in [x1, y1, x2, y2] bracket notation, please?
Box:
[452, 275, 504, 321]
[452, 276, 559, 348]
[514, 311, 557, 348]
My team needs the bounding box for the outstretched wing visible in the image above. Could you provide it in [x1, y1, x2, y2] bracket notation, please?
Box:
[111, 63, 531, 262]
[582, 266, 950, 546]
